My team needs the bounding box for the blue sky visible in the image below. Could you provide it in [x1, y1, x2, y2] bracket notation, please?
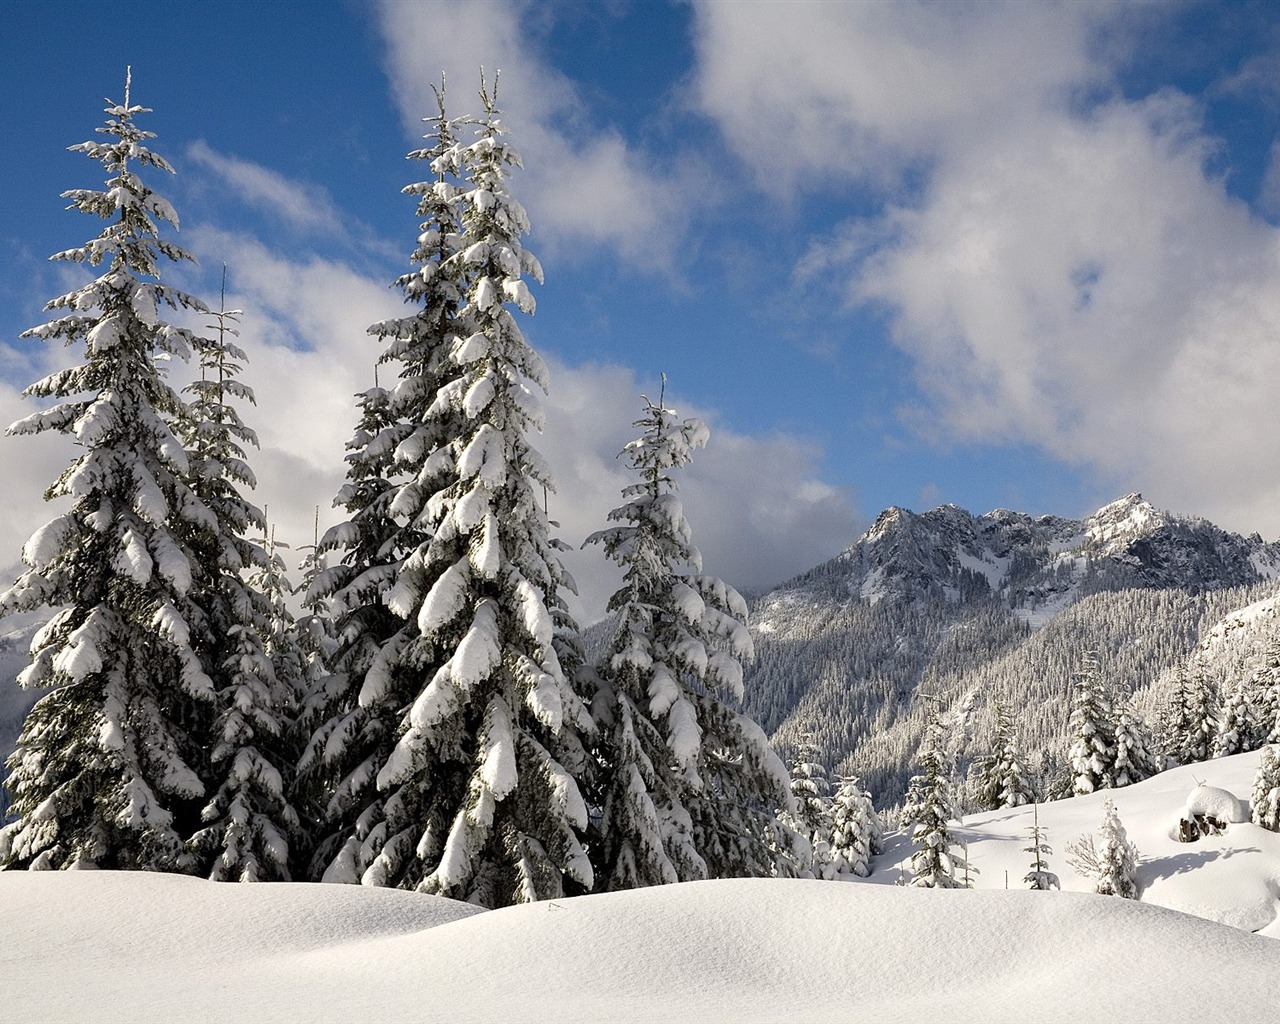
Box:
[3, 1, 1280, 619]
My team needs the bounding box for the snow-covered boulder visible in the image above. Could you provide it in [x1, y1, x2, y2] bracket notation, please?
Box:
[1185, 785, 1249, 824]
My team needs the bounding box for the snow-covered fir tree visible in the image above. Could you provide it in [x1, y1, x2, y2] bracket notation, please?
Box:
[1255, 638, 1280, 744]
[0, 72, 216, 871]
[778, 736, 833, 877]
[827, 775, 881, 878]
[297, 381, 408, 879]
[1066, 797, 1139, 899]
[1023, 803, 1059, 891]
[1111, 703, 1158, 788]
[1212, 677, 1265, 758]
[585, 381, 796, 888]
[325, 74, 597, 905]
[180, 279, 300, 881]
[907, 713, 969, 888]
[1159, 667, 1216, 766]
[1067, 651, 1116, 794]
[1252, 745, 1280, 832]
[974, 698, 1033, 810]
[298, 80, 470, 883]
[1037, 747, 1074, 803]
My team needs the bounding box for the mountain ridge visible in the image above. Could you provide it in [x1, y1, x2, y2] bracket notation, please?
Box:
[743, 492, 1280, 807]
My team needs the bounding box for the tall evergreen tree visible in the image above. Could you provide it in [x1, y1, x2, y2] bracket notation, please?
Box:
[585, 382, 795, 888]
[908, 714, 968, 888]
[0, 72, 215, 871]
[1255, 638, 1280, 744]
[1160, 667, 1216, 766]
[348, 73, 595, 905]
[779, 736, 832, 877]
[298, 80, 470, 883]
[1213, 677, 1265, 758]
[180, 277, 299, 881]
[1067, 651, 1116, 795]
[297, 381, 407, 879]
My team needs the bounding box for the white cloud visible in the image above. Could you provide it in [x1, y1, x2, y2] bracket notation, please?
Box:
[540, 360, 861, 621]
[186, 140, 348, 238]
[691, 0, 1113, 191]
[373, 0, 696, 272]
[692, 1, 1280, 540]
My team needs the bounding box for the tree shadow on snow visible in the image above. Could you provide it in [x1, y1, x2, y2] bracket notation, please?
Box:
[1140, 846, 1261, 883]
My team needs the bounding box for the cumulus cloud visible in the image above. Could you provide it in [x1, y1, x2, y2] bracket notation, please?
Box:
[692, 1, 1280, 539]
[374, 0, 697, 272]
[540, 361, 861, 621]
[691, 0, 1113, 191]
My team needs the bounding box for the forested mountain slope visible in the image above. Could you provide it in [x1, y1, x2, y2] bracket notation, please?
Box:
[745, 494, 1280, 808]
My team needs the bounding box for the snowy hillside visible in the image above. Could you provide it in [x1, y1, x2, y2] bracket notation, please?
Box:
[3, 750, 1278, 1023]
[744, 493, 1280, 804]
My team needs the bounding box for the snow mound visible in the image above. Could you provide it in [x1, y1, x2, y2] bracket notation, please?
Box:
[1185, 784, 1249, 824]
[3, 872, 1280, 1022]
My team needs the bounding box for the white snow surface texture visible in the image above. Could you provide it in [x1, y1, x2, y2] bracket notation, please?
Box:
[3, 751, 1280, 1023]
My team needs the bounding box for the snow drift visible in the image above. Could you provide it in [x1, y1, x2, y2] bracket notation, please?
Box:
[3, 750, 1279, 1023]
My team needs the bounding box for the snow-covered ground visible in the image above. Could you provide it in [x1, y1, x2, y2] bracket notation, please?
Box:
[3, 751, 1279, 1023]
[873, 749, 1280, 937]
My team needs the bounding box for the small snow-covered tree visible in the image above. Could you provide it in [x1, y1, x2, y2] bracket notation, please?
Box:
[180, 282, 299, 881]
[1252, 746, 1280, 832]
[908, 715, 969, 888]
[1066, 797, 1139, 899]
[586, 380, 795, 888]
[828, 774, 881, 878]
[1111, 703, 1158, 789]
[1067, 651, 1116, 795]
[1023, 803, 1059, 891]
[975, 698, 1033, 810]
[779, 736, 833, 877]
[0, 72, 216, 871]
